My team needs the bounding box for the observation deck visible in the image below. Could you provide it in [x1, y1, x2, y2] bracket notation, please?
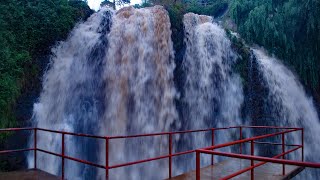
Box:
[0, 126, 319, 179]
[169, 159, 304, 180]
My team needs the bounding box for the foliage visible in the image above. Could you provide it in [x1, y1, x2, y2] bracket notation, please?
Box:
[226, 30, 251, 87]
[166, 3, 186, 52]
[185, 0, 228, 17]
[101, 0, 130, 9]
[229, 0, 320, 92]
[0, 0, 92, 139]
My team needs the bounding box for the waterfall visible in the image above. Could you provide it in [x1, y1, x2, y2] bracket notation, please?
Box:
[26, 3, 320, 179]
[28, 6, 178, 180]
[29, 7, 113, 179]
[177, 13, 244, 174]
[99, 6, 178, 180]
[252, 48, 320, 178]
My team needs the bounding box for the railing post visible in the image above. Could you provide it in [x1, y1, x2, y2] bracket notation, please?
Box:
[196, 150, 200, 180]
[211, 129, 214, 165]
[62, 133, 65, 180]
[105, 137, 109, 180]
[34, 128, 37, 169]
[168, 133, 172, 178]
[301, 129, 304, 162]
[239, 126, 242, 154]
[251, 140, 254, 180]
[282, 133, 285, 175]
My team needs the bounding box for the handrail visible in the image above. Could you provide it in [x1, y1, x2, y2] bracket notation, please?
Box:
[195, 128, 307, 180]
[0, 126, 297, 139]
[0, 126, 307, 180]
[219, 145, 302, 180]
[0, 148, 35, 154]
[244, 141, 301, 147]
[202, 129, 298, 150]
[241, 125, 302, 130]
[37, 128, 106, 139]
[209, 150, 320, 168]
[0, 127, 34, 131]
[37, 148, 106, 169]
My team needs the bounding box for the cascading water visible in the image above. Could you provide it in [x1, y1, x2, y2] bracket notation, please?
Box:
[29, 7, 113, 179]
[98, 6, 178, 180]
[176, 13, 244, 174]
[28, 6, 178, 180]
[27, 3, 320, 179]
[252, 48, 320, 178]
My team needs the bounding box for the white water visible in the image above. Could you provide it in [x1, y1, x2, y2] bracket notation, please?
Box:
[253, 48, 320, 178]
[99, 6, 178, 180]
[179, 13, 244, 173]
[29, 7, 114, 179]
[27, 4, 320, 179]
[28, 6, 178, 180]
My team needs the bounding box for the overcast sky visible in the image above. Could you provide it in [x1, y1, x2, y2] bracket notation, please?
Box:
[87, 0, 142, 10]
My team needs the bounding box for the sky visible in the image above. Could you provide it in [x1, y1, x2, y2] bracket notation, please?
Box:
[87, 0, 142, 10]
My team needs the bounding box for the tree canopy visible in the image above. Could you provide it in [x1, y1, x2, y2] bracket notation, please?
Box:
[229, 0, 320, 93]
[0, 0, 92, 134]
[100, 0, 130, 9]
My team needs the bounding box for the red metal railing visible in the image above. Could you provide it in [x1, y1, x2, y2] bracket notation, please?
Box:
[106, 126, 238, 179]
[0, 126, 237, 179]
[195, 126, 318, 180]
[0, 126, 318, 180]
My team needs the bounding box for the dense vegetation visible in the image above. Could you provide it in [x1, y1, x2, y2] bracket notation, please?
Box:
[0, 0, 92, 137]
[229, 0, 320, 97]
[101, 0, 130, 9]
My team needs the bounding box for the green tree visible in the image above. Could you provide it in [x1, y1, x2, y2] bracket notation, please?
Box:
[230, 0, 320, 94]
[100, 0, 130, 9]
[0, 0, 92, 139]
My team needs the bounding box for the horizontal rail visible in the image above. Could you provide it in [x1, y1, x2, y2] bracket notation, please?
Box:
[110, 154, 170, 169]
[0, 127, 34, 132]
[203, 129, 298, 150]
[0, 126, 301, 140]
[172, 149, 195, 157]
[198, 149, 320, 168]
[110, 149, 197, 169]
[246, 141, 301, 147]
[37, 128, 106, 139]
[241, 126, 302, 130]
[109, 126, 239, 139]
[36, 126, 240, 140]
[220, 146, 302, 179]
[0, 148, 35, 154]
[37, 148, 196, 170]
[37, 148, 105, 169]
[64, 154, 105, 169]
